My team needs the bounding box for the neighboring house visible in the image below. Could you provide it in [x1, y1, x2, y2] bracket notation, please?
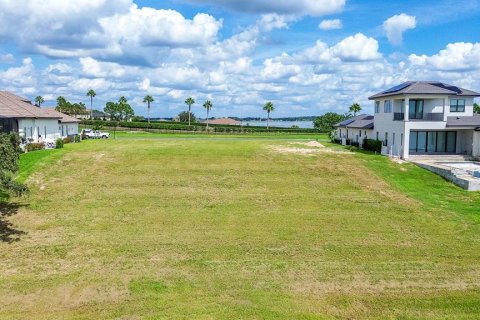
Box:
[368, 81, 480, 159]
[0, 91, 78, 142]
[334, 81, 480, 159]
[204, 118, 241, 126]
[77, 109, 109, 120]
[333, 114, 374, 145]
[43, 108, 81, 137]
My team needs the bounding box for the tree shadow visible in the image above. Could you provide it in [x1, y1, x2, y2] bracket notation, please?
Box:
[0, 201, 27, 243]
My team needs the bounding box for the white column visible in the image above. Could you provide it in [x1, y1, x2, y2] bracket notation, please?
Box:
[404, 97, 409, 121]
[443, 97, 448, 122]
[402, 128, 410, 159]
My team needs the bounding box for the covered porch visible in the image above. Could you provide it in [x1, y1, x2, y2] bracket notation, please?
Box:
[392, 97, 447, 122]
[408, 129, 479, 157]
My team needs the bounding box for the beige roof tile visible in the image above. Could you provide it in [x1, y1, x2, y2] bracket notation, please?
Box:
[0, 91, 61, 119]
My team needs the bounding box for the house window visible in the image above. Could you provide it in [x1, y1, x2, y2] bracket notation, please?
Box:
[392, 133, 395, 145]
[401, 133, 403, 146]
[44, 126, 47, 138]
[364, 130, 367, 136]
[339, 129, 342, 137]
[384, 132, 388, 147]
[450, 99, 465, 112]
[375, 101, 380, 113]
[376, 132, 379, 140]
[359, 130, 362, 137]
[409, 100, 424, 119]
[384, 100, 392, 113]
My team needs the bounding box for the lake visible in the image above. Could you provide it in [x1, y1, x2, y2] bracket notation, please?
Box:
[241, 120, 314, 129]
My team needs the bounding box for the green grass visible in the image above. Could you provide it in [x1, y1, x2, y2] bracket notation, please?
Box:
[107, 130, 328, 140]
[1, 137, 480, 319]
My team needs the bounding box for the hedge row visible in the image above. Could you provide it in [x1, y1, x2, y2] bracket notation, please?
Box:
[362, 139, 382, 153]
[81, 120, 323, 134]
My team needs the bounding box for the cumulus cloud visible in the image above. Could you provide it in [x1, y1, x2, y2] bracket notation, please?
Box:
[0, 1, 222, 65]
[409, 42, 480, 72]
[318, 19, 342, 30]
[187, 0, 346, 16]
[383, 13, 416, 45]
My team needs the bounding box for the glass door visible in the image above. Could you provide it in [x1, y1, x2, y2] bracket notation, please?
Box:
[427, 132, 436, 153]
[409, 100, 424, 119]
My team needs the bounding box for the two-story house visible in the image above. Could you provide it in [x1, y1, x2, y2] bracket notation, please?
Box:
[368, 81, 480, 159]
[335, 81, 480, 159]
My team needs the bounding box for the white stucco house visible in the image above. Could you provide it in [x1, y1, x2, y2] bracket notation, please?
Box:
[0, 91, 80, 141]
[334, 81, 480, 159]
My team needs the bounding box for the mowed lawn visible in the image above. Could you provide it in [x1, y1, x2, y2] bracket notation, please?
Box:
[1, 137, 480, 319]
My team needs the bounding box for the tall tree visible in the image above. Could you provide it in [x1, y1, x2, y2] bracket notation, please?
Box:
[203, 100, 213, 129]
[86, 89, 96, 119]
[143, 95, 154, 124]
[263, 101, 275, 129]
[474, 103, 480, 114]
[349, 103, 362, 116]
[184, 97, 195, 125]
[34, 96, 44, 108]
[313, 112, 349, 131]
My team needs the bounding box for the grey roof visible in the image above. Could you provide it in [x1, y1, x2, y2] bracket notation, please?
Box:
[446, 115, 480, 128]
[0, 91, 61, 119]
[369, 81, 480, 99]
[334, 114, 374, 129]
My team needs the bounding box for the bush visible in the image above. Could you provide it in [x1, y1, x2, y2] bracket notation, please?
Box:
[333, 138, 341, 144]
[55, 138, 64, 149]
[25, 142, 44, 152]
[74, 135, 81, 143]
[80, 120, 322, 134]
[351, 141, 360, 147]
[362, 139, 382, 153]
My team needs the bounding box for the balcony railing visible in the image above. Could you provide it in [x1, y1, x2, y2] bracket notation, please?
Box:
[393, 113, 444, 121]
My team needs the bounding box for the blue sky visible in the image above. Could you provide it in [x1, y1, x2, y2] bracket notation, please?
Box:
[0, 0, 479, 118]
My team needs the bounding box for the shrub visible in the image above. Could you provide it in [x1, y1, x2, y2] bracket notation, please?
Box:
[25, 142, 44, 152]
[351, 141, 360, 147]
[363, 139, 382, 153]
[74, 135, 81, 143]
[333, 138, 341, 144]
[55, 138, 64, 149]
[63, 137, 70, 144]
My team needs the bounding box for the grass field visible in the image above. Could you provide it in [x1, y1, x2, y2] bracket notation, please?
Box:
[1, 135, 480, 319]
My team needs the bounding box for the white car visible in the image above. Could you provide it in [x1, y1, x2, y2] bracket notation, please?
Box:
[81, 129, 110, 139]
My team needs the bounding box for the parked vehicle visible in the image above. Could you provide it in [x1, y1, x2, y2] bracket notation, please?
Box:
[81, 129, 110, 139]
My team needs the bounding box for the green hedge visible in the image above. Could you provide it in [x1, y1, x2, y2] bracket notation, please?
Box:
[362, 139, 382, 153]
[81, 120, 322, 134]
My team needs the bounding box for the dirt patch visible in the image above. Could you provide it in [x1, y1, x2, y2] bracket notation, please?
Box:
[269, 141, 351, 156]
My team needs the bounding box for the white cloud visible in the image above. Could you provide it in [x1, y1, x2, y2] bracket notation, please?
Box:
[318, 19, 342, 30]
[187, 0, 346, 16]
[383, 13, 416, 45]
[409, 42, 480, 72]
[0, 1, 222, 65]
[332, 33, 382, 61]
[0, 53, 15, 64]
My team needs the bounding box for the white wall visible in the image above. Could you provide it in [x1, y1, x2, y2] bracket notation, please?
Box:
[473, 131, 480, 157]
[18, 118, 61, 142]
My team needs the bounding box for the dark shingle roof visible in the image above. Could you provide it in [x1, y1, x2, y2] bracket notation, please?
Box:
[334, 114, 374, 129]
[369, 81, 480, 99]
[446, 115, 480, 128]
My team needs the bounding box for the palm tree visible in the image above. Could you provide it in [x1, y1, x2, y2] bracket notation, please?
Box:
[184, 97, 195, 125]
[203, 100, 213, 130]
[143, 95, 154, 123]
[86, 89, 96, 119]
[35, 96, 44, 108]
[349, 103, 362, 116]
[263, 101, 275, 130]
